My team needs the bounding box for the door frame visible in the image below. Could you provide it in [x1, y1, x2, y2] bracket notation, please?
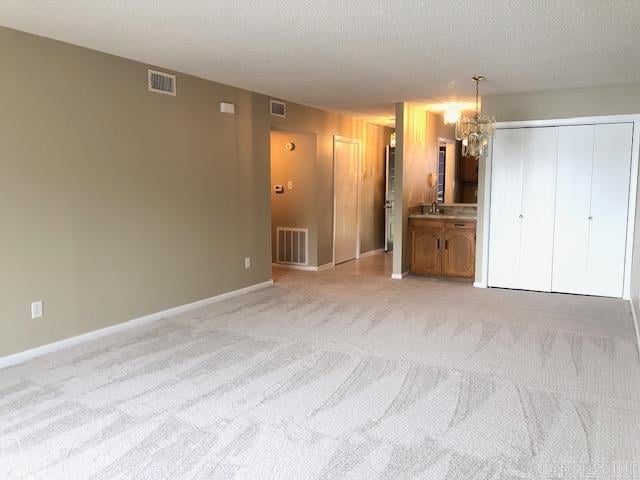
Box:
[437, 136, 457, 204]
[478, 114, 640, 300]
[269, 127, 318, 269]
[333, 135, 362, 265]
[384, 145, 392, 252]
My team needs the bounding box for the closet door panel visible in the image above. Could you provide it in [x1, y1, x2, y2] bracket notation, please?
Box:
[488, 129, 523, 289]
[519, 127, 558, 292]
[552, 125, 594, 295]
[586, 123, 633, 297]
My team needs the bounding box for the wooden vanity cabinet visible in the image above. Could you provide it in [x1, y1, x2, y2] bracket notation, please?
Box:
[409, 218, 476, 279]
[410, 220, 443, 275]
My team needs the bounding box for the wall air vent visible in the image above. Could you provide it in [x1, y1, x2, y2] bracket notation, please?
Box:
[276, 227, 308, 265]
[270, 99, 286, 118]
[148, 69, 176, 96]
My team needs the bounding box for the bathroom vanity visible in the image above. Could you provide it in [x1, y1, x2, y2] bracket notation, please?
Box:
[408, 205, 476, 280]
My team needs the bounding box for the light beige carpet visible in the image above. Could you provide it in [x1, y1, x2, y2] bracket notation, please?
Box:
[1, 254, 639, 479]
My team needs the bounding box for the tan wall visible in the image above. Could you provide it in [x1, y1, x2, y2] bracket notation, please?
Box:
[478, 85, 640, 318]
[393, 104, 454, 274]
[0, 26, 390, 357]
[270, 131, 318, 264]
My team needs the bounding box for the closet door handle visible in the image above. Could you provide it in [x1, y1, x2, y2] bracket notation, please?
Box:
[445, 240, 449, 250]
[437, 239, 440, 249]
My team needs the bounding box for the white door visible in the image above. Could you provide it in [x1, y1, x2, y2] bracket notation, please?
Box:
[488, 127, 558, 291]
[586, 123, 633, 296]
[552, 125, 595, 295]
[552, 123, 633, 297]
[334, 138, 359, 264]
[519, 127, 559, 292]
[488, 129, 524, 289]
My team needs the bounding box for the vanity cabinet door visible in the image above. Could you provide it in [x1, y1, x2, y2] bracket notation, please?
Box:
[410, 227, 442, 275]
[443, 226, 475, 278]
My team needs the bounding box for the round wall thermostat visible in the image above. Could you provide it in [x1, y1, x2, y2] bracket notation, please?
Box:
[285, 142, 296, 151]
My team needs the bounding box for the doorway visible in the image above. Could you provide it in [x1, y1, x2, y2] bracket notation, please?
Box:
[333, 136, 361, 265]
[384, 144, 395, 252]
[270, 129, 317, 268]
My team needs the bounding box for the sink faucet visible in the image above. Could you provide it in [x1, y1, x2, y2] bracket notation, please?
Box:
[431, 201, 440, 214]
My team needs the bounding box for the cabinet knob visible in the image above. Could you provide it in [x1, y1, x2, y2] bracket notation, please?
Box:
[518, 214, 523, 219]
[588, 216, 593, 220]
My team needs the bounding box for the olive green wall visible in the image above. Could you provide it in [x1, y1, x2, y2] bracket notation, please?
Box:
[0, 26, 390, 357]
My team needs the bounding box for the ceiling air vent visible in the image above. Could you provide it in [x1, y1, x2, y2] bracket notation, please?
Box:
[270, 99, 286, 118]
[148, 69, 176, 96]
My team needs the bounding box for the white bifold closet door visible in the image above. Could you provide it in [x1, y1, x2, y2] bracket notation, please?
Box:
[488, 127, 558, 291]
[552, 123, 633, 297]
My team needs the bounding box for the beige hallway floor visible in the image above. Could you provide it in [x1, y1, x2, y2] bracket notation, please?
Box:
[1, 253, 639, 479]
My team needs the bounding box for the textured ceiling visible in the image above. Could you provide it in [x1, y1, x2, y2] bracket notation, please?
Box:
[2, 0, 640, 124]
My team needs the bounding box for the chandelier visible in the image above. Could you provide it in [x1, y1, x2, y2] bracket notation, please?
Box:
[455, 76, 495, 158]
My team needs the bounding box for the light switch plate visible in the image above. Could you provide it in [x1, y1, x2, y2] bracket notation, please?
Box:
[244, 257, 251, 269]
[287, 181, 293, 190]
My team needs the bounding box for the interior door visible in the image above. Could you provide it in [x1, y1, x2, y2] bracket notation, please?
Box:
[384, 146, 395, 252]
[488, 128, 524, 288]
[586, 123, 633, 297]
[518, 127, 558, 292]
[334, 138, 359, 264]
[552, 125, 595, 294]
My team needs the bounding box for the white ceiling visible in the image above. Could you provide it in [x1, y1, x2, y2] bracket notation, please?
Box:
[2, 0, 640, 124]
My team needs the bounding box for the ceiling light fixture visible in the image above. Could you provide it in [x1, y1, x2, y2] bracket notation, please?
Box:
[455, 76, 495, 158]
[443, 108, 461, 125]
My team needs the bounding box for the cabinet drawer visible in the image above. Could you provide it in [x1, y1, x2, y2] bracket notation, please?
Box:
[410, 218, 443, 229]
[444, 220, 476, 230]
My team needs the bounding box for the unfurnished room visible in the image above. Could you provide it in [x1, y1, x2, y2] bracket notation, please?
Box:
[1, 1, 640, 479]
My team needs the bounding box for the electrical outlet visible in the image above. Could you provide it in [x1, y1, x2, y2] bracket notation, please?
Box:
[31, 301, 43, 319]
[244, 257, 251, 269]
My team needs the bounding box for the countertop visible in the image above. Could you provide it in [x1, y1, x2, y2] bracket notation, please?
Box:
[409, 214, 477, 221]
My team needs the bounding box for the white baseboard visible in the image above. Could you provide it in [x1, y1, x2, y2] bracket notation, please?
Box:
[272, 262, 334, 272]
[391, 271, 409, 280]
[359, 248, 385, 259]
[0, 279, 274, 370]
[473, 281, 487, 288]
[629, 299, 640, 360]
[317, 262, 335, 271]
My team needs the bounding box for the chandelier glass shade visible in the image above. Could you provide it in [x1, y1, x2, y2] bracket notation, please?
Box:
[454, 76, 496, 158]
